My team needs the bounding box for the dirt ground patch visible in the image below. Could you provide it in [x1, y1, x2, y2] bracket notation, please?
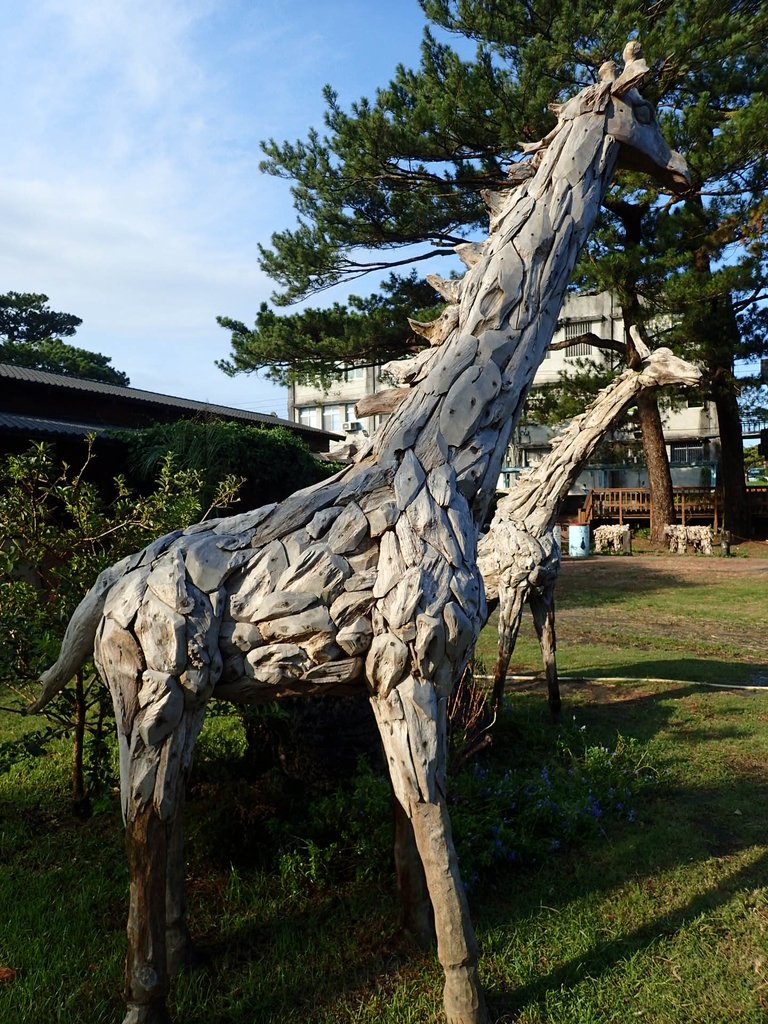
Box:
[508, 545, 768, 685]
[561, 547, 768, 586]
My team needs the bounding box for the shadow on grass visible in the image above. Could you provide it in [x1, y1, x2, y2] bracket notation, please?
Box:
[505, 679, 694, 745]
[486, 842, 768, 1019]
[175, 773, 768, 1023]
[6, 680, 767, 1023]
[174, 684, 768, 1022]
[173, 879, 420, 1024]
[510, 677, 767, 747]
[474, 686, 768, 1018]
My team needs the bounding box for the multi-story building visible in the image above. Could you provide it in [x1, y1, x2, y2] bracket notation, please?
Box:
[500, 291, 720, 492]
[288, 363, 389, 441]
[288, 291, 721, 491]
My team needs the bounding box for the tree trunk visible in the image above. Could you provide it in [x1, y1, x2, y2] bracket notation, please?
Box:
[612, 219, 678, 547]
[637, 391, 676, 543]
[687, 198, 751, 538]
[711, 366, 750, 537]
[71, 670, 91, 818]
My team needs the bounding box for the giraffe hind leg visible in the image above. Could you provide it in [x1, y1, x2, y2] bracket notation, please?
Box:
[165, 708, 208, 977]
[123, 794, 172, 1024]
[392, 793, 435, 947]
[119, 696, 206, 1022]
[530, 587, 560, 716]
[491, 586, 526, 714]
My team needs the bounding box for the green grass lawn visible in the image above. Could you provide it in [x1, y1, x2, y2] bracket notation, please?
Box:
[1, 554, 767, 1023]
[475, 552, 768, 687]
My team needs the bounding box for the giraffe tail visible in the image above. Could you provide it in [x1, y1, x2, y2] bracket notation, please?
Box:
[28, 562, 122, 713]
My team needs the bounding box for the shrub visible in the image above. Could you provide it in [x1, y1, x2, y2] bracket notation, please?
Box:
[234, 706, 661, 899]
[447, 710, 658, 887]
[0, 439, 241, 811]
[114, 419, 339, 511]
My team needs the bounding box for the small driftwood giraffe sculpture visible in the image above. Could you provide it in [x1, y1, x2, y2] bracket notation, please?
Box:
[477, 342, 702, 717]
[32, 43, 688, 1024]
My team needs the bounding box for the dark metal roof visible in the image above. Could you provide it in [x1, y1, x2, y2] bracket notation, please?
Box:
[0, 362, 341, 442]
[0, 413, 110, 438]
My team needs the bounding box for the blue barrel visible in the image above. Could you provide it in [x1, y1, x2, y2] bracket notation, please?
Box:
[568, 525, 590, 558]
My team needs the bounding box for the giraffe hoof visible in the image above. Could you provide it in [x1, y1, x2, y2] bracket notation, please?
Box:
[122, 1003, 173, 1024]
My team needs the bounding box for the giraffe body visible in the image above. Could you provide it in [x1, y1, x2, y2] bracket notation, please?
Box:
[33, 49, 689, 1024]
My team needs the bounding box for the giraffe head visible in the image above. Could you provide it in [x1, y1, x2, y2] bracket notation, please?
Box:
[602, 42, 690, 191]
[531, 41, 690, 192]
[637, 347, 703, 389]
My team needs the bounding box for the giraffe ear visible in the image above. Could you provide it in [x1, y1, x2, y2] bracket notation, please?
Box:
[629, 324, 651, 361]
[611, 56, 649, 96]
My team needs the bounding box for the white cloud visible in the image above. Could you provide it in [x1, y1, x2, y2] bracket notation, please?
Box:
[1, 0, 431, 415]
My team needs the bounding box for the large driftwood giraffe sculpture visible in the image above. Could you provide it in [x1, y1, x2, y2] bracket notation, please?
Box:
[477, 342, 701, 716]
[32, 45, 688, 1024]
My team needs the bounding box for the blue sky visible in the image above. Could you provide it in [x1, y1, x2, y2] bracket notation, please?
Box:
[1, 1, 441, 417]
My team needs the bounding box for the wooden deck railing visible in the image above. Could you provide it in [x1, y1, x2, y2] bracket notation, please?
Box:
[578, 486, 768, 529]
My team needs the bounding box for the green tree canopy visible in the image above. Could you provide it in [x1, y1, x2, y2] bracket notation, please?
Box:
[230, 1, 768, 383]
[0, 291, 130, 386]
[257, 3, 766, 298]
[217, 272, 443, 388]
[231, 0, 768, 534]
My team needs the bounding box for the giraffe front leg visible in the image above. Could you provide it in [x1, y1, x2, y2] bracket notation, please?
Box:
[409, 799, 487, 1024]
[371, 683, 489, 1024]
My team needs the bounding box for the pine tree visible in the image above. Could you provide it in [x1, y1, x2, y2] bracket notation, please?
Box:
[228, 0, 768, 535]
[0, 292, 130, 387]
[217, 273, 442, 388]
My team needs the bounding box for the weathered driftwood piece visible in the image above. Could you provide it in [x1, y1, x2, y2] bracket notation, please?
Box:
[355, 387, 410, 418]
[594, 524, 632, 554]
[32, 45, 689, 1024]
[478, 347, 701, 716]
[664, 524, 713, 555]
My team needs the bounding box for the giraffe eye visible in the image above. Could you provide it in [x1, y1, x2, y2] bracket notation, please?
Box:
[635, 103, 653, 125]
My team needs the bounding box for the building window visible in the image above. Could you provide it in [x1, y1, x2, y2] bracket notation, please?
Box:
[687, 395, 703, 408]
[670, 442, 705, 465]
[343, 366, 365, 382]
[297, 406, 316, 427]
[565, 341, 593, 357]
[564, 319, 596, 358]
[322, 405, 343, 432]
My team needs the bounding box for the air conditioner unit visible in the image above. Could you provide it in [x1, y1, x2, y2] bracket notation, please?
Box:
[343, 420, 363, 432]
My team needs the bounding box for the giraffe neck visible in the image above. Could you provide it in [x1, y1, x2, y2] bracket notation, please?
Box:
[496, 365, 650, 536]
[367, 109, 621, 530]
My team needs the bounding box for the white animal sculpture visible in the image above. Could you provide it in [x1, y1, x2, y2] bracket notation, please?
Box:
[32, 44, 688, 1024]
[594, 524, 632, 553]
[477, 346, 701, 715]
[664, 523, 713, 554]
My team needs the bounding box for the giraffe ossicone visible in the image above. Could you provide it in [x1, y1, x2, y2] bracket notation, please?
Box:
[33, 45, 689, 1024]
